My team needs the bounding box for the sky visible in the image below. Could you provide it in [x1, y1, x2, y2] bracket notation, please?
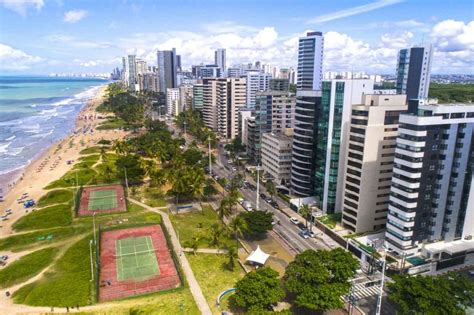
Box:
[0, 0, 473, 75]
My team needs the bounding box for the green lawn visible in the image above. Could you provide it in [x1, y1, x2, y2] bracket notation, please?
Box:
[318, 213, 342, 229]
[187, 253, 244, 314]
[78, 154, 101, 164]
[170, 206, 234, 249]
[37, 189, 73, 207]
[13, 203, 73, 231]
[0, 226, 90, 252]
[96, 118, 127, 130]
[45, 168, 97, 189]
[13, 235, 95, 307]
[134, 186, 168, 207]
[0, 247, 59, 289]
[79, 146, 103, 155]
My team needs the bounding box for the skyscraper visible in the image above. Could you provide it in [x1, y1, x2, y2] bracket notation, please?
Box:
[127, 55, 137, 89]
[214, 48, 226, 73]
[244, 70, 272, 109]
[290, 31, 324, 196]
[384, 101, 474, 256]
[201, 78, 247, 139]
[157, 48, 178, 93]
[341, 94, 407, 233]
[396, 43, 433, 101]
[313, 79, 374, 213]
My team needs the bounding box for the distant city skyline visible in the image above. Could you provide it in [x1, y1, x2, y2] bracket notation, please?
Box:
[0, 0, 472, 74]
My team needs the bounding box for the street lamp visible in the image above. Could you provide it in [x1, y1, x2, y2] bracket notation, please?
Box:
[208, 135, 212, 176]
[92, 211, 97, 245]
[89, 239, 94, 282]
[375, 247, 387, 315]
[256, 165, 262, 210]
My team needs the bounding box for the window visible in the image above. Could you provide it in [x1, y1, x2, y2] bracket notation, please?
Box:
[384, 127, 398, 132]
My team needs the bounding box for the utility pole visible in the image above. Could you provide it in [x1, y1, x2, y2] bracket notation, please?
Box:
[92, 211, 97, 245]
[89, 239, 94, 282]
[376, 250, 387, 315]
[124, 167, 129, 195]
[208, 135, 212, 176]
[184, 121, 187, 136]
[256, 165, 261, 210]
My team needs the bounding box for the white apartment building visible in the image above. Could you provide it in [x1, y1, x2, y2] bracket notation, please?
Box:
[261, 132, 293, 185]
[166, 88, 180, 117]
[244, 71, 272, 109]
[341, 94, 407, 233]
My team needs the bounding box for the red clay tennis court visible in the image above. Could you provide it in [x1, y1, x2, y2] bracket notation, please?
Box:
[77, 184, 126, 217]
[98, 225, 181, 302]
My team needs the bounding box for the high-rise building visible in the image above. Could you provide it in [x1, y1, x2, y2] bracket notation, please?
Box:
[239, 109, 253, 145]
[121, 57, 127, 81]
[290, 31, 324, 196]
[179, 85, 193, 112]
[201, 78, 247, 139]
[176, 55, 182, 71]
[269, 78, 289, 91]
[248, 91, 296, 162]
[127, 55, 137, 89]
[135, 59, 147, 74]
[166, 88, 180, 116]
[384, 101, 474, 256]
[313, 79, 374, 213]
[244, 70, 272, 109]
[341, 94, 407, 233]
[227, 68, 241, 78]
[396, 43, 433, 101]
[262, 132, 293, 186]
[157, 48, 178, 93]
[200, 65, 222, 78]
[214, 48, 226, 73]
[192, 83, 204, 111]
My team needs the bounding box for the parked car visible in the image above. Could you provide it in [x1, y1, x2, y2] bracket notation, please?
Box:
[307, 230, 316, 238]
[237, 198, 244, 204]
[259, 193, 268, 200]
[297, 222, 306, 230]
[290, 217, 299, 225]
[469, 270, 474, 276]
[242, 201, 253, 212]
[269, 201, 279, 209]
[0, 255, 8, 261]
[299, 231, 309, 239]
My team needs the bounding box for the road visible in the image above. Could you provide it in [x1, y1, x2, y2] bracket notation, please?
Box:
[165, 118, 339, 254]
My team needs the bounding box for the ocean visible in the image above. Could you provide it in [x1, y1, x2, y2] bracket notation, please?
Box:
[0, 76, 108, 189]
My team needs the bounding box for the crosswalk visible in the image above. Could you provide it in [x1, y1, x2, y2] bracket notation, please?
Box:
[345, 281, 381, 302]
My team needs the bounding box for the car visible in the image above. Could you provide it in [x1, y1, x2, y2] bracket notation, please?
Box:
[469, 270, 474, 276]
[237, 198, 244, 204]
[232, 167, 237, 172]
[227, 159, 233, 164]
[0, 255, 8, 261]
[307, 230, 316, 238]
[1, 217, 7, 221]
[290, 217, 299, 225]
[242, 201, 253, 212]
[259, 193, 268, 200]
[248, 184, 256, 191]
[270, 201, 279, 209]
[299, 231, 309, 239]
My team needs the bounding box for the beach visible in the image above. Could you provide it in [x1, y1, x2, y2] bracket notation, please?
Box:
[0, 85, 127, 237]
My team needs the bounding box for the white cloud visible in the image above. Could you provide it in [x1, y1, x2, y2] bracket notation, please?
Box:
[307, 0, 403, 24]
[0, 43, 43, 70]
[63, 9, 88, 23]
[0, 0, 43, 17]
[45, 34, 111, 49]
[73, 58, 121, 68]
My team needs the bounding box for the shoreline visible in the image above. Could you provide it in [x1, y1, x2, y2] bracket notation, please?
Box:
[0, 84, 130, 237]
[0, 85, 106, 200]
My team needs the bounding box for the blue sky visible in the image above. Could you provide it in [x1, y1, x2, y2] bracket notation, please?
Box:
[0, 0, 473, 74]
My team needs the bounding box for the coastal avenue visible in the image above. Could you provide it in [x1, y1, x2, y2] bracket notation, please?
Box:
[164, 117, 340, 254]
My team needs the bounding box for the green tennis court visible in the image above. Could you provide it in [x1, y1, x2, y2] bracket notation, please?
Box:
[116, 236, 160, 281]
[88, 189, 118, 211]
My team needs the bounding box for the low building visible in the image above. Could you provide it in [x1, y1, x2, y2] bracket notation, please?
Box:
[261, 132, 293, 186]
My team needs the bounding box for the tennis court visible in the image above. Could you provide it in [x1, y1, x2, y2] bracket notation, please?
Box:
[77, 184, 126, 216]
[116, 236, 160, 281]
[88, 189, 118, 211]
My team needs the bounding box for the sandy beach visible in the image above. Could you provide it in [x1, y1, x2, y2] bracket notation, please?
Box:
[0, 85, 127, 237]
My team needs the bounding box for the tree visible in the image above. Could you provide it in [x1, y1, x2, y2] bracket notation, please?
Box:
[234, 267, 285, 311]
[266, 180, 276, 201]
[227, 188, 241, 213]
[203, 178, 218, 200]
[229, 215, 248, 241]
[283, 248, 358, 312]
[218, 198, 231, 219]
[388, 272, 474, 315]
[208, 223, 226, 247]
[190, 235, 201, 255]
[115, 154, 145, 184]
[239, 210, 273, 236]
[150, 169, 167, 187]
[299, 204, 311, 229]
[226, 246, 238, 270]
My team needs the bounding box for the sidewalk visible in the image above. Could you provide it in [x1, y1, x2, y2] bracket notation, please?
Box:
[128, 198, 212, 315]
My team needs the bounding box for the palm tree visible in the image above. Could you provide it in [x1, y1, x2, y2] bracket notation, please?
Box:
[190, 235, 201, 255]
[229, 215, 248, 243]
[226, 246, 238, 271]
[208, 223, 224, 247]
[218, 198, 231, 219]
[150, 169, 167, 187]
[299, 204, 311, 229]
[266, 180, 276, 201]
[100, 146, 108, 163]
[227, 188, 241, 214]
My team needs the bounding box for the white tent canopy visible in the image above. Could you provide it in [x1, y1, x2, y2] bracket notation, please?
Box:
[245, 245, 270, 265]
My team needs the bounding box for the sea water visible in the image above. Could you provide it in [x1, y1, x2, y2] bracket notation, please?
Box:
[0, 76, 108, 189]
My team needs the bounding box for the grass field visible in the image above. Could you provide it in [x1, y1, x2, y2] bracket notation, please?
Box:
[132, 185, 167, 208]
[13, 203, 73, 231]
[170, 206, 233, 249]
[187, 253, 245, 314]
[79, 146, 105, 155]
[37, 189, 73, 207]
[0, 247, 59, 289]
[13, 236, 95, 307]
[96, 118, 127, 130]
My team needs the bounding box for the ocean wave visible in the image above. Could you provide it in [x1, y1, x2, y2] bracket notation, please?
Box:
[5, 146, 24, 156]
[52, 85, 103, 107]
[0, 141, 11, 154]
[5, 135, 15, 141]
[31, 129, 54, 138]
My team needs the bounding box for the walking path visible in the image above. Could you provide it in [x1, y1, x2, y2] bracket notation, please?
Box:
[128, 198, 212, 315]
[183, 248, 228, 254]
